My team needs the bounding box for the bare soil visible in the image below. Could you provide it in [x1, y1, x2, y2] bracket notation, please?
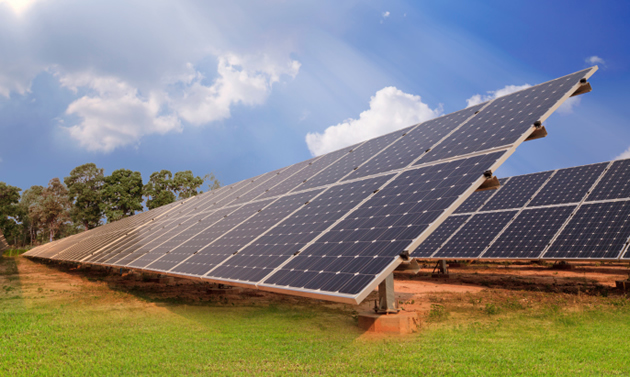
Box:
[9, 257, 630, 324]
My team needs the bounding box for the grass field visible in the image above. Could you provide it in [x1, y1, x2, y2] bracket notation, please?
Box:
[1, 255, 630, 376]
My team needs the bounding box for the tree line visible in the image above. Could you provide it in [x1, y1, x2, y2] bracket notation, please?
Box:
[0, 163, 220, 247]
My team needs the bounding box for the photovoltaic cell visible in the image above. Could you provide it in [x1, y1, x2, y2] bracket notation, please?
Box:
[117, 207, 237, 267]
[421, 69, 592, 163]
[433, 211, 517, 258]
[171, 191, 322, 276]
[543, 201, 630, 259]
[529, 163, 607, 206]
[483, 206, 576, 259]
[263, 152, 506, 293]
[299, 127, 413, 190]
[412, 215, 471, 257]
[256, 145, 357, 200]
[587, 159, 630, 201]
[211, 175, 392, 283]
[344, 104, 484, 181]
[130, 203, 268, 270]
[481, 172, 553, 211]
[454, 178, 509, 214]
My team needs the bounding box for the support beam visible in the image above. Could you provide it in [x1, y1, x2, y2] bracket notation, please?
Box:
[374, 274, 399, 314]
[432, 260, 450, 278]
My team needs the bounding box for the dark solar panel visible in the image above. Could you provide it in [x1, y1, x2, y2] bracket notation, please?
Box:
[412, 215, 471, 257]
[481, 172, 553, 211]
[299, 127, 413, 190]
[344, 104, 484, 180]
[529, 163, 607, 206]
[210, 176, 392, 283]
[170, 191, 322, 276]
[257, 145, 357, 200]
[433, 211, 517, 258]
[543, 201, 630, 259]
[587, 159, 630, 201]
[262, 152, 506, 293]
[454, 178, 509, 214]
[421, 69, 592, 163]
[483, 206, 576, 259]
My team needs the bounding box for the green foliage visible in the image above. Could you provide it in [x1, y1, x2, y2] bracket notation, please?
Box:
[143, 170, 176, 210]
[18, 186, 44, 245]
[64, 163, 104, 231]
[428, 304, 449, 322]
[37, 178, 72, 242]
[0, 182, 22, 243]
[100, 169, 144, 222]
[204, 172, 221, 191]
[143, 169, 215, 210]
[172, 170, 205, 199]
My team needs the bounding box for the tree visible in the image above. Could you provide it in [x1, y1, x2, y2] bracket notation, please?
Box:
[64, 163, 104, 231]
[19, 185, 44, 246]
[38, 178, 71, 242]
[0, 182, 22, 245]
[143, 170, 176, 210]
[172, 170, 205, 199]
[101, 169, 143, 222]
[204, 172, 221, 192]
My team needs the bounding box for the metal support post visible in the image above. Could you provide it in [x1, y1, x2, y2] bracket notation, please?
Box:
[374, 273, 399, 314]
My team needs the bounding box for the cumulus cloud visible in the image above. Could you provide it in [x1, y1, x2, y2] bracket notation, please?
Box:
[58, 53, 299, 151]
[305, 87, 442, 156]
[585, 56, 606, 66]
[0, 1, 303, 152]
[466, 84, 531, 107]
[615, 147, 630, 161]
[556, 96, 581, 114]
[62, 75, 181, 152]
[174, 54, 300, 125]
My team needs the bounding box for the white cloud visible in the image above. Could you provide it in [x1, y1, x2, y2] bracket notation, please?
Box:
[382, 11, 390, 18]
[615, 146, 630, 161]
[59, 53, 300, 152]
[556, 96, 581, 114]
[62, 75, 181, 152]
[466, 84, 531, 107]
[305, 86, 442, 156]
[585, 56, 606, 66]
[0, 1, 304, 152]
[174, 54, 300, 125]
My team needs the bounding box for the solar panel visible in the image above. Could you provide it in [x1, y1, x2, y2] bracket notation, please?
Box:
[420, 157, 630, 261]
[24, 67, 597, 304]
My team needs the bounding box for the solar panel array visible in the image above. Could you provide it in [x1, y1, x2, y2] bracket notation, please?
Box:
[23, 67, 596, 304]
[416, 158, 630, 260]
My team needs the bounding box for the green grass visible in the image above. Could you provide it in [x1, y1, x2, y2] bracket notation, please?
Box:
[1, 256, 630, 376]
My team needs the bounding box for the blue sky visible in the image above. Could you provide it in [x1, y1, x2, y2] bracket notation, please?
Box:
[0, 0, 629, 191]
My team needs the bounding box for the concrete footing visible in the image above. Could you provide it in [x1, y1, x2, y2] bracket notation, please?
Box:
[358, 311, 419, 334]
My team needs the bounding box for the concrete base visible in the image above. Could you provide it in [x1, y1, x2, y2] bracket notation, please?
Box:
[358, 311, 419, 334]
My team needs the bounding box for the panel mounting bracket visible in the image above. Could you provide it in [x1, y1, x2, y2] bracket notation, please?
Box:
[525, 126, 548, 142]
[475, 175, 500, 192]
[571, 79, 592, 97]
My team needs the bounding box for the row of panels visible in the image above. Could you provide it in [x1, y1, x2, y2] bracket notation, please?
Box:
[417, 158, 630, 260]
[24, 67, 596, 304]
